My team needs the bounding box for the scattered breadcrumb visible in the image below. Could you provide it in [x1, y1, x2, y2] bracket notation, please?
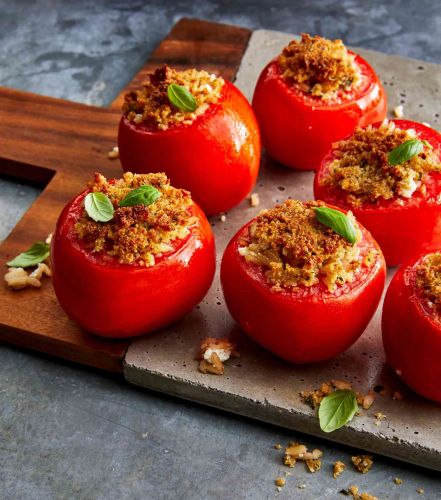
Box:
[332, 379, 353, 390]
[361, 391, 375, 410]
[250, 193, 260, 207]
[220, 214, 227, 222]
[284, 442, 323, 470]
[392, 391, 403, 400]
[298, 484, 306, 489]
[333, 461, 346, 478]
[274, 443, 282, 450]
[393, 104, 404, 118]
[108, 146, 119, 159]
[345, 485, 378, 500]
[393, 477, 403, 485]
[275, 477, 286, 487]
[416, 487, 424, 494]
[198, 337, 239, 375]
[45, 233, 53, 245]
[351, 455, 373, 474]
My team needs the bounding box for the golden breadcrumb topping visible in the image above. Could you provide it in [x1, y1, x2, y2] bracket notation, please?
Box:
[278, 33, 361, 100]
[238, 200, 374, 292]
[416, 252, 441, 315]
[322, 120, 440, 206]
[122, 65, 224, 130]
[74, 172, 195, 265]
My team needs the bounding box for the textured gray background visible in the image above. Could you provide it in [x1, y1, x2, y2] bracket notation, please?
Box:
[1, 1, 441, 499]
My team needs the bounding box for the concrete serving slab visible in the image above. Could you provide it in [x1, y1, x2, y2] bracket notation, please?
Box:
[124, 30, 441, 471]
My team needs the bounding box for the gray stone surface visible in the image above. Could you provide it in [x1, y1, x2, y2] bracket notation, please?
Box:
[1, 1, 441, 499]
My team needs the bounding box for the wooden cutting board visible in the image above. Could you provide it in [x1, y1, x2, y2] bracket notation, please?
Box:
[1, 18, 441, 471]
[0, 18, 251, 372]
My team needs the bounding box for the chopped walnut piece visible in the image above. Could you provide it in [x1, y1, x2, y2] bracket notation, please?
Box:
[275, 477, 286, 487]
[29, 263, 52, 280]
[250, 193, 260, 207]
[332, 380, 353, 390]
[198, 337, 238, 376]
[108, 146, 119, 159]
[351, 455, 373, 474]
[5, 267, 42, 290]
[333, 460, 346, 478]
[305, 458, 321, 472]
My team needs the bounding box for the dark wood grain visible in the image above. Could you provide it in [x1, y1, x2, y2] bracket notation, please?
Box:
[0, 19, 251, 371]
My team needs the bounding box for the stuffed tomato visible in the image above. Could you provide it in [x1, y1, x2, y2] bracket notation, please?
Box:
[252, 34, 386, 170]
[118, 65, 261, 216]
[221, 200, 386, 363]
[51, 172, 215, 338]
[382, 251, 441, 403]
[314, 119, 441, 266]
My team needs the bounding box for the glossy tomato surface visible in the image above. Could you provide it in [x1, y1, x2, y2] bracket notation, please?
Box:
[52, 190, 215, 338]
[252, 53, 386, 170]
[382, 251, 441, 402]
[221, 209, 386, 364]
[118, 81, 261, 216]
[314, 120, 441, 266]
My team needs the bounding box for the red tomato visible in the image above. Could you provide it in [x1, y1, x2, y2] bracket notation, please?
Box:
[220, 205, 386, 364]
[51, 190, 215, 338]
[382, 251, 441, 403]
[118, 81, 261, 216]
[252, 53, 386, 170]
[314, 120, 441, 266]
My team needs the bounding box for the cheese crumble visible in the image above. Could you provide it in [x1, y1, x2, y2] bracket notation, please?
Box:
[74, 172, 195, 266]
[415, 252, 441, 316]
[278, 33, 361, 101]
[122, 65, 224, 131]
[321, 120, 440, 206]
[238, 200, 373, 292]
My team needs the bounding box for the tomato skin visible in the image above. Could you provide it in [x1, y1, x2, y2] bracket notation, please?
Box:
[252, 54, 386, 170]
[314, 120, 441, 266]
[118, 81, 261, 216]
[51, 191, 215, 338]
[382, 252, 441, 403]
[220, 210, 386, 364]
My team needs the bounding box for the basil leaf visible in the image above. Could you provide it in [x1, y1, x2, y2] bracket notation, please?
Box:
[314, 206, 357, 244]
[119, 185, 161, 207]
[167, 83, 197, 112]
[84, 192, 114, 222]
[7, 242, 50, 268]
[319, 390, 358, 433]
[388, 139, 423, 166]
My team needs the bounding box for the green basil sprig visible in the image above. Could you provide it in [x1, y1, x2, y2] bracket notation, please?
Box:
[7, 242, 50, 268]
[314, 206, 357, 244]
[388, 139, 423, 166]
[119, 185, 161, 207]
[167, 83, 197, 112]
[84, 192, 114, 222]
[318, 390, 358, 433]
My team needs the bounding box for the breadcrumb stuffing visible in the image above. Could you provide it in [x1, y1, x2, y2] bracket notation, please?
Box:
[321, 120, 440, 205]
[333, 461, 346, 478]
[279, 34, 361, 101]
[238, 200, 371, 292]
[74, 172, 195, 266]
[415, 252, 441, 316]
[122, 65, 224, 131]
[351, 455, 373, 474]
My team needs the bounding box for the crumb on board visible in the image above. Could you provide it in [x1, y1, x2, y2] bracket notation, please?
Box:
[4, 263, 52, 290]
[45, 233, 53, 245]
[220, 214, 227, 222]
[416, 487, 424, 494]
[250, 192, 260, 207]
[198, 337, 239, 375]
[333, 461, 346, 479]
[393, 104, 404, 118]
[274, 443, 282, 450]
[392, 391, 403, 400]
[108, 146, 119, 159]
[345, 485, 378, 500]
[298, 484, 306, 489]
[351, 455, 373, 474]
[393, 477, 403, 485]
[275, 477, 286, 487]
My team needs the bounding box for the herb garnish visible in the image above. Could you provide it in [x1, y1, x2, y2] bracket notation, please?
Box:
[388, 139, 423, 166]
[7, 242, 50, 268]
[119, 185, 161, 207]
[167, 84, 197, 112]
[318, 390, 358, 433]
[84, 192, 114, 222]
[314, 206, 357, 244]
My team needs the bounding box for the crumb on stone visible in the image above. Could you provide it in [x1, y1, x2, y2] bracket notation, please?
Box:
[393, 105, 404, 118]
[250, 193, 260, 207]
[274, 443, 282, 450]
[284, 442, 322, 469]
[394, 477, 403, 485]
[351, 455, 373, 474]
[275, 477, 286, 487]
[333, 461, 346, 479]
[392, 391, 404, 400]
[416, 487, 424, 494]
[198, 337, 239, 375]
